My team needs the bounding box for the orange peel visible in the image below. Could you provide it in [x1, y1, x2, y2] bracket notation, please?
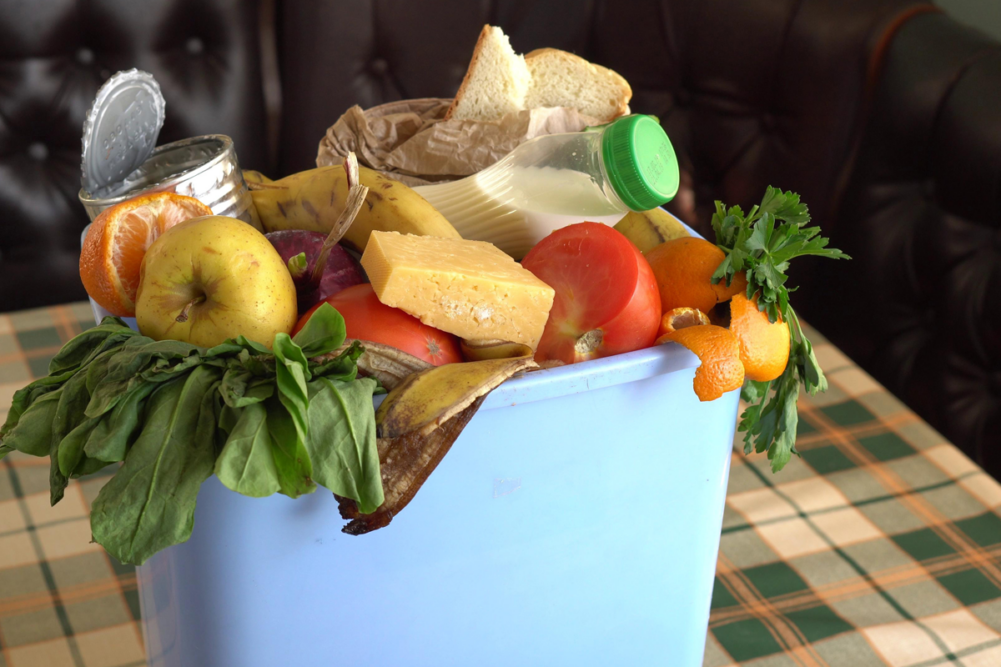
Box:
[80, 192, 212, 316]
[659, 307, 710, 337]
[657, 324, 745, 401]
[729, 292, 791, 382]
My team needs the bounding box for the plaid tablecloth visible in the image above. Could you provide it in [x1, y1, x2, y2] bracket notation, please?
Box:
[1, 303, 1000, 667]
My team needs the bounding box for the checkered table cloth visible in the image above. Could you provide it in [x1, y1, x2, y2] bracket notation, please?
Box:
[1, 303, 999, 667]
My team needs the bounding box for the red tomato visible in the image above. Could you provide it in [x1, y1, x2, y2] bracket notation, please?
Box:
[293, 284, 462, 366]
[521, 222, 662, 364]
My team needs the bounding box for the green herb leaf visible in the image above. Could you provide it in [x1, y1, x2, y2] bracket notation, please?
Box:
[47, 317, 136, 375]
[291, 303, 347, 357]
[220, 368, 274, 408]
[305, 377, 383, 513]
[712, 187, 846, 472]
[1, 391, 63, 458]
[89, 365, 221, 565]
[82, 381, 160, 464]
[215, 402, 280, 497]
[264, 394, 315, 498]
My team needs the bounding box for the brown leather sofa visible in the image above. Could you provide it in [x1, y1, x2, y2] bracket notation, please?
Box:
[1, 1, 998, 476]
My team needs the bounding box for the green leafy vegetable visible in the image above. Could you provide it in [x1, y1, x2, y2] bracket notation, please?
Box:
[0, 303, 383, 565]
[292, 303, 347, 357]
[305, 377, 382, 513]
[214, 402, 281, 497]
[711, 187, 849, 472]
[90, 365, 221, 565]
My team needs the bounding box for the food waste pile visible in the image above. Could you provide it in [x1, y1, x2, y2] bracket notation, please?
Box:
[0, 30, 846, 566]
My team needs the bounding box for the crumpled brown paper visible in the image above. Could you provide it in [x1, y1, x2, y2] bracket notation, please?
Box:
[316, 98, 605, 186]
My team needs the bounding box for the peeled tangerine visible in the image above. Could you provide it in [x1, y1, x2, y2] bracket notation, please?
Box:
[657, 323, 744, 402]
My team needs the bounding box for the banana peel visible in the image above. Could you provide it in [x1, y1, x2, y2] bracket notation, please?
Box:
[250, 165, 461, 253]
[325, 344, 536, 535]
[242, 170, 274, 186]
[614, 207, 689, 254]
[325, 339, 432, 390]
[460, 338, 535, 362]
[338, 396, 485, 535]
[376, 356, 537, 439]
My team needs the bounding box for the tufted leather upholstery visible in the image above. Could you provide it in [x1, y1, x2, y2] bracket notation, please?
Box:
[803, 12, 1001, 473]
[2, 0, 998, 474]
[0, 0, 269, 312]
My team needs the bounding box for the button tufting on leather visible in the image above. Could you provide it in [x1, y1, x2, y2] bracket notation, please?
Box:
[76, 48, 94, 65]
[761, 113, 777, 132]
[27, 142, 48, 161]
[675, 89, 692, 107]
[921, 179, 935, 199]
[186, 37, 204, 55]
[370, 58, 389, 75]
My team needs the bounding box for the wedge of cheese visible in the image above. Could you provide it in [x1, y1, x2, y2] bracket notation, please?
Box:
[361, 231, 555, 349]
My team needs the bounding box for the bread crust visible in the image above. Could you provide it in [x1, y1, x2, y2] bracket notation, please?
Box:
[444, 24, 493, 121]
[524, 47, 633, 120]
[446, 30, 634, 123]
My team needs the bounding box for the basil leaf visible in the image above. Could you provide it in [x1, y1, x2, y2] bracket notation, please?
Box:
[271, 333, 312, 471]
[87, 339, 202, 416]
[264, 394, 315, 498]
[220, 369, 274, 408]
[47, 318, 136, 375]
[311, 340, 364, 381]
[2, 367, 80, 438]
[215, 402, 281, 497]
[58, 417, 102, 477]
[1, 390, 63, 458]
[50, 357, 113, 503]
[227, 336, 271, 356]
[305, 377, 383, 513]
[90, 365, 221, 566]
[83, 381, 160, 464]
[292, 303, 347, 357]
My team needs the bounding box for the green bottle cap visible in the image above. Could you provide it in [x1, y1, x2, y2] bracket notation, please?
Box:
[601, 114, 679, 211]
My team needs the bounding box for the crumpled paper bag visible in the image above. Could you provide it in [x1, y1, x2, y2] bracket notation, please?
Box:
[316, 98, 605, 187]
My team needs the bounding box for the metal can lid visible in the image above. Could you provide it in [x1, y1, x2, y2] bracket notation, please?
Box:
[80, 69, 165, 196]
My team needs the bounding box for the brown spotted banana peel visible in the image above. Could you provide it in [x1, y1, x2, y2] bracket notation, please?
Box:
[375, 356, 538, 439]
[613, 207, 690, 254]
[248, 165, 461, 253]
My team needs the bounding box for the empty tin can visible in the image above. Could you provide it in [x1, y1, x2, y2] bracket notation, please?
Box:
[78, 134, 257, 225]
[77, 70, 257, 226]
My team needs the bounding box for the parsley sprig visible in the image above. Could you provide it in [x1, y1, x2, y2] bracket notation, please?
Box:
[710, 187, 849, 472]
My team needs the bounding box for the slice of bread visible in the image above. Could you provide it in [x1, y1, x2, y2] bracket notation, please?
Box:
[446, 26, 632, 123]
[524, 48, 632, 122]
[445, 26, 531, 121]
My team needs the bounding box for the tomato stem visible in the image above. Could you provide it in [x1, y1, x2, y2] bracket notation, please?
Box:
[574, 329, 604, 357]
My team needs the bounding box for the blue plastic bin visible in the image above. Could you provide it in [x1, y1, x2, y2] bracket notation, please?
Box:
[85, 222, 739, 667]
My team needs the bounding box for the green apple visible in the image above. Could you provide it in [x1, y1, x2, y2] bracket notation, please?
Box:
[135, 215, 298, 348]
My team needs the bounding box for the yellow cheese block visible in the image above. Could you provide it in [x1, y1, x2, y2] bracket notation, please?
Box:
[361, 231, 556, 349]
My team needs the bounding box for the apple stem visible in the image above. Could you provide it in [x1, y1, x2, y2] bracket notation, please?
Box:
[310, 152, 369, 289]
[175, 295, 207, 323]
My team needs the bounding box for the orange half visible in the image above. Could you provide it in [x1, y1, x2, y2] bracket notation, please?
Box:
[80, 192, 212, 316]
